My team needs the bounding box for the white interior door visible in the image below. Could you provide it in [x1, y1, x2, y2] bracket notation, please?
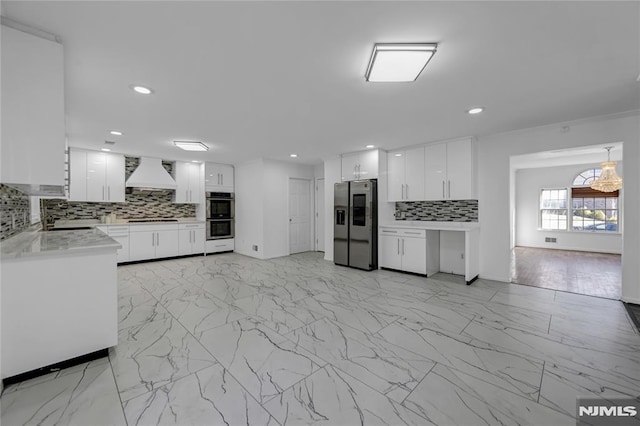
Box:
[289, 178, 312, 254]
[315, 178, 325, 252]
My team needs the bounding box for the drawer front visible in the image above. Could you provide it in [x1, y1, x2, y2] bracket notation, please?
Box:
[107, 225, 130, 236]
[399, 229, 426, 238]
[206, 238, 234, 253]
[179, 222, 205, 230]
[380, 227, 426, 238]
[129, 223, 180, 233]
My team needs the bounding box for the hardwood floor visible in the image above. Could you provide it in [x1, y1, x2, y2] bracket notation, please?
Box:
[511, 246, 621, 299]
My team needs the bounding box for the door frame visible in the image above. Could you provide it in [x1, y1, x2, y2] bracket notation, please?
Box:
[315, 177, 325, 252]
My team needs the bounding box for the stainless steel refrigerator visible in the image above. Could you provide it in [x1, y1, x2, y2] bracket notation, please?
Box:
[334, 179, 378, 271]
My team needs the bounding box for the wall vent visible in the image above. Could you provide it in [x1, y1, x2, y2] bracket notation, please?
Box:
[545, 237, 557, 243]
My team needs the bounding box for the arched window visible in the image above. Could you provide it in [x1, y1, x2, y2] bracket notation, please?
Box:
[572, 168, 602, 186]
[571, 168, 619, 232]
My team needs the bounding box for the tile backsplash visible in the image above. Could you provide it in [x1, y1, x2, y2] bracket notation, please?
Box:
[0, 184, 31, 240]
[395, 200, 478, 222]
[41, 190, 196, 229]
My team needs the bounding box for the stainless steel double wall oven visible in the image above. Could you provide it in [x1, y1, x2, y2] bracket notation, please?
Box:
[206, 192, 234, 240]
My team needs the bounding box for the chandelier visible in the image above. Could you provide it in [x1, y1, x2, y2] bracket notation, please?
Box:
[590, 146, 622, 192]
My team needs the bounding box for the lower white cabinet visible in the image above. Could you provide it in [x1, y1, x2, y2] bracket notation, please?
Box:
[379, 227, 439, 275]
[97, 225, 130, 263]
[129, 224, 179, 261]
[179, 223, 205, 256]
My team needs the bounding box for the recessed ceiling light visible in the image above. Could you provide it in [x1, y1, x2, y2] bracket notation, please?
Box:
[365, 43, 437, 82]
[365, 144, 375, 149]
[130, 85, 153, 95]
[467, 107, 484, 114]
[394, 153, 403, 157]
[191, 160, 199, 163]
[101, 148, 111, 152]
[109, 130, 123, 136]
[174, 141, 208, 151]
[290, 154, 298, 158]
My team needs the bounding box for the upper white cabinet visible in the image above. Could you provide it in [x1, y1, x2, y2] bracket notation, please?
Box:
[424, 138, 474, 200]
[205, 163, 234, 192]
[1, 25, 66, 195]
[69, 149, 125, 202]
[174, 162, 202, 204]
[387, 146, 425, 202]
[341, 150, 378, 181]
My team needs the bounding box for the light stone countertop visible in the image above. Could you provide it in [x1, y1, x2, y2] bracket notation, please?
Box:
[379, 221, 480, 231]
[1, 229, 121, 259]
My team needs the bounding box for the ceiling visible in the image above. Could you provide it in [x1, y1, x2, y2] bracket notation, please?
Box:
[2, 1, 639, 166]
[510, 141, 624, 170]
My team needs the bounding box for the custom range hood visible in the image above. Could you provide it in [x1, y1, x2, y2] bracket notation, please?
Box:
[125, 157, 177, 193]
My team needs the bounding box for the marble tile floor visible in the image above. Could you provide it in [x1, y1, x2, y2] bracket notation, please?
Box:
[2, 252, 639, 426]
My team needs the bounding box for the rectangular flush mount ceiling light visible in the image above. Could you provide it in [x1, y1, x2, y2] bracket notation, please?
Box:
[365, 43, 437, 82]
[174, 141, 209, 151]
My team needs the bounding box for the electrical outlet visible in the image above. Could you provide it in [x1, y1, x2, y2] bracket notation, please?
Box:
[252, 245, 258, 251]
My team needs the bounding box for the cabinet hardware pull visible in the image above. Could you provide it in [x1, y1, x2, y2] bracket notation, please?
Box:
[221, 174, 223, 185]
[397, 238, 400, 255]
[108, 186, 111, 200]
[102, 186, 105, 200]
[152, 233, 155, 246]
[448, 180, 451, 198]
[405, 184, 408, 200]
[442, 181, 445, 198]
[402, 239, 405, 255]
[157, 232, 160, 246]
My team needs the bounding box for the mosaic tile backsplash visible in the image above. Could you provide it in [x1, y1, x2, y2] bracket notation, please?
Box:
[41, 191, 196, 229]
[0, 184, 31, 240]
[395, 200, 478, 222]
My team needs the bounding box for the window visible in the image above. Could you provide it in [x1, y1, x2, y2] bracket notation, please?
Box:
[540, 189, 568, 230]
[571, 168, 619, 232]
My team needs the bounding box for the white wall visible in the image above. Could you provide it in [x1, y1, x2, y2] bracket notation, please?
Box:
[235, 159, 265, 258]
[515, 163, 623, 253]
[262, 159, 315, 259]
[236, 158, 316, 259]
[477, 112, 639, 302]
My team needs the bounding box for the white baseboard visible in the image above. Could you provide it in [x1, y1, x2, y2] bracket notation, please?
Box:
[621, 296, 640, 305]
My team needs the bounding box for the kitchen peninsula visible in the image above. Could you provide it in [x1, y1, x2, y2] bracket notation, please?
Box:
[1, 229, 120, 382]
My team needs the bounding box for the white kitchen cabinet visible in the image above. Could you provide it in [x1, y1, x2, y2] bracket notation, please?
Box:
[97, 225, 130, 263]
[387, 146, 425, 201]
[205, 163, 234, 192]
[341, 150, 378, 181]
[70, 149, 125, 202]
[379, 227, 440, 275]
[424, 138, 474, 200]
[69, 149, 87, 201]
[129, 224, 179, 261]
[179, 223, 205, 256]
[174, 162, 202, 204]
[1, 25, 66, 196]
